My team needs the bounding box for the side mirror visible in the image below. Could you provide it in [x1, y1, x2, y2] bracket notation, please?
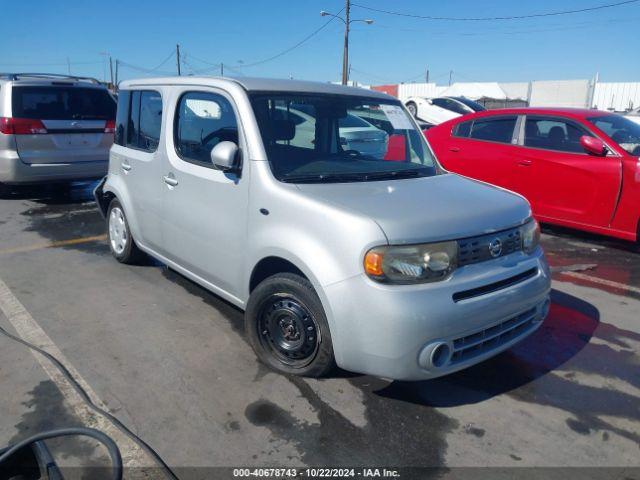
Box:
[580, 135, 607, 156]
[210, 141, 239, 171]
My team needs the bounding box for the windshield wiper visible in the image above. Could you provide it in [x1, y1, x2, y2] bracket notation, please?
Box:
[363, 170, 425, 181]
[281, 173, 367, 183]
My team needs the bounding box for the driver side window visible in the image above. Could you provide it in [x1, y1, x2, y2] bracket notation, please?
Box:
[175, 91, 238, 167]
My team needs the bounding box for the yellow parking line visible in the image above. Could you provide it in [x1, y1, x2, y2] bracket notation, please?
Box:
[0, 234, 107, 255]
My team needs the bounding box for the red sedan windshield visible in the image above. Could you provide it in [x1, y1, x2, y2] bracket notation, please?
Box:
[588, 114, 640, 156]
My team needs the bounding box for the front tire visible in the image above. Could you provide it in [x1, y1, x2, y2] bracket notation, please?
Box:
[245, 273, 335, 377]
[406, 101, 418, 117]
[107, 198, 144, 264]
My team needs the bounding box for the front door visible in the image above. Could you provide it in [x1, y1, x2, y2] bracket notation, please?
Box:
[515, 115, 622, 228]
[161, 88, 249, 300]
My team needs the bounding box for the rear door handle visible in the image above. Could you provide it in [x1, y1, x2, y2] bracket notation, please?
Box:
[163, 175, 178, 187]
[517, 159, 532, 166]
[449, 147, 460, 152]
[121, 161, 132, 171]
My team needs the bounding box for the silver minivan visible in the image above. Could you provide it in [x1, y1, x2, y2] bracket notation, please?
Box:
[0, 73, 116, 189]
[95, 76, 551, 381]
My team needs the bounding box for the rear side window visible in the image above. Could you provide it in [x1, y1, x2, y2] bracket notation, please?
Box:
[124, 90, 162, 152]
[453, 121, 472, 138]
[175, 91, 239, 166]
[12, 86, 115, 120]
[524, 117, 592, 153]
[469, 117, 517, 144]
[114, 91, 130, 146]
[432, 98, 468, 115]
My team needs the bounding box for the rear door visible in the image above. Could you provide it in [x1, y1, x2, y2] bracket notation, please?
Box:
[11, 84, 115, 164]
[514, 115, 622, 227]
[438, 115, 521, 190]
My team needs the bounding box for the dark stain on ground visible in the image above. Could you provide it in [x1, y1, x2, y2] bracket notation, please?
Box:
[510, 454, 522, 461]
[246, 374, 456, 470]
[602, 431, 610, 441]
[9, 380, 96, 460]
[9, 181, 109, 255]
[464, 426, 485, 438]
[566, 418, 591, 435]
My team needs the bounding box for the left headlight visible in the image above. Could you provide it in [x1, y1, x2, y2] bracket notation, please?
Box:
[521, 219, 541, 254]
[364, 241, 458, 284]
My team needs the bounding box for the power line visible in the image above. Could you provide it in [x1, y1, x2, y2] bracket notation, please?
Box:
[231, 6, 345, 69]
[351, 0, 640, 21]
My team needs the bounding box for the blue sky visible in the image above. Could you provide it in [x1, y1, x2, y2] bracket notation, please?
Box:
[1, 0, 639, 85]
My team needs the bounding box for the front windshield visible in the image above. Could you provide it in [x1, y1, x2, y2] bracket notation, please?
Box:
[588, 114, 640, 156]
[250, 93, 437, 183]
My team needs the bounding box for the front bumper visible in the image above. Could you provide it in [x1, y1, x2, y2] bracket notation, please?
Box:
[0, 149, 108, 184]
[323, 248, 551, 380]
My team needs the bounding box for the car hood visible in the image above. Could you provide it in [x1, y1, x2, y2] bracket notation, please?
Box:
[296, 173, 531, 244]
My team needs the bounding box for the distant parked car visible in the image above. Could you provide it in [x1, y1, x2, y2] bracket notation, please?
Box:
[427, 108, 640, 242]
[625, 106, 640, 126]
[405, 96, 486, 125]
[272, 106, 389, 159]
[0, 73, 116, 191]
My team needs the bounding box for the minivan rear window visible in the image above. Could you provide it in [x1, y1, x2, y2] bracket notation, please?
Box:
[12, 86, 116, 120]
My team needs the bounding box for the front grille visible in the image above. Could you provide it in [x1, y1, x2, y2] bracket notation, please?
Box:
[452, 268, 538, 302]
[450, 307, 538, 365]
[457, 226, 522, 267]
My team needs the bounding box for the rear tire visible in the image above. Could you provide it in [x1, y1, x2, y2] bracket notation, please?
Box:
[406, 101, 418, 118]
[245, 273, 335, 377]
[107, 198, 144, 264]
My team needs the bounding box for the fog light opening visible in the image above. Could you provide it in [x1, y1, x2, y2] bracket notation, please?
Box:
[431, 343, 451, 368]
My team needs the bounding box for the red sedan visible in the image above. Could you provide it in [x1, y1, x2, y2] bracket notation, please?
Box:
[426, 108, 640, 242]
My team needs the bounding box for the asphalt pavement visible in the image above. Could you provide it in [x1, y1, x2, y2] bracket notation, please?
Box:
[0, 181, 638, 479]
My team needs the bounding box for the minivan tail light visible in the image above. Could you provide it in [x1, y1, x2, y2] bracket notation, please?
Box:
[104, 119, 116, 134]
[0, 117, 48, 135]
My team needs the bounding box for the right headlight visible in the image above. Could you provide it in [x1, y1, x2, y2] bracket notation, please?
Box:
[521, 219, 541, 254]
[364, 241, 458, 284]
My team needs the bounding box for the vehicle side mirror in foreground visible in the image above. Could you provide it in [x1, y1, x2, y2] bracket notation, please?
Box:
[210, 141, 239, 172]
[580, 135, 607, 156]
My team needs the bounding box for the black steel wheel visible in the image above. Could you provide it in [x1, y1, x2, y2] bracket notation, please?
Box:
[245, 273, 335, 377]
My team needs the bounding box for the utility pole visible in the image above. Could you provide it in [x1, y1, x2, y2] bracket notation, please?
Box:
[115, 60, 119, 86]
[320, 4, 372, 86]
[342, 0, 350, 85]
[449, 70, 453, 86]
[109, 56, 114, 86]
[220, 63, 224, 76]
[425, 68, 429, 84]
[176, 44, 181, 76]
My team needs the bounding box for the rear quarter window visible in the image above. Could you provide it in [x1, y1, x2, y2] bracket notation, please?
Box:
[11, 86, 116, 120]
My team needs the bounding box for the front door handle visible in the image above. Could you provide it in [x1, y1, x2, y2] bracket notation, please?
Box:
[517, 159, 532, 166]
[163, 175, 178, 187]
[449, 147, 461, 152]
[121, 162, 132, 172]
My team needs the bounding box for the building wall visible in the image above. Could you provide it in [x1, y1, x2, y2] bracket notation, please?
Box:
[528, 80, 592, 108]
[593, 82, 640, 112]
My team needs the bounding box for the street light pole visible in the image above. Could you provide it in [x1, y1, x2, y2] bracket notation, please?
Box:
[321, 3, 373, 86]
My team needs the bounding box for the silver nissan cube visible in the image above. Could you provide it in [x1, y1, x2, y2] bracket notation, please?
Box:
[95, 76, 551, 381]
[0, 73, 116, 189]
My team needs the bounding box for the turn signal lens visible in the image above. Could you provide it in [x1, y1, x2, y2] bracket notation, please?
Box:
[364, 251, 384, 277]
